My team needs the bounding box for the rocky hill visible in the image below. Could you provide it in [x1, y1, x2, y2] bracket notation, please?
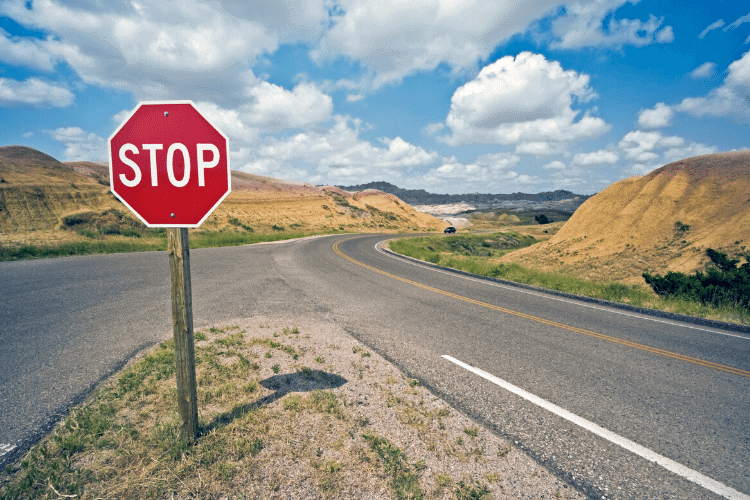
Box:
[0, 146, 445, 249]
[337, 181, 590, 209]
[502, 151, 750, 285]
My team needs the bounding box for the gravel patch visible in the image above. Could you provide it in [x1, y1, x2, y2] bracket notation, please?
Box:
[204, 315, 588, 499]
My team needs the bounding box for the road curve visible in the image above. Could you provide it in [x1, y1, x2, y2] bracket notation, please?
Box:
[1, 233, 749, 499]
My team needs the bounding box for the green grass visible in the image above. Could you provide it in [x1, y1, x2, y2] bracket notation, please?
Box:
[0, 229, 334, 262]
[363, 433, 425, 500]
[1, 320, 540, 499]
[0, 326, 352, 499]
[0, 239, 166, 261]
[455, 476, 492, 500]
[389, 231, 538, 262]
[227, 216, 254, 232]
[190, 229, 314, 249]
[389, 233, 750, 326]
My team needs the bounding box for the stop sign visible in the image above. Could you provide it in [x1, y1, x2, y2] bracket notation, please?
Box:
[108, 100, 231, 227]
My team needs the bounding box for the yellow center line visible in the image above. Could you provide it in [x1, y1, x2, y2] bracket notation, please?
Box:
[333, 237, 750, 379]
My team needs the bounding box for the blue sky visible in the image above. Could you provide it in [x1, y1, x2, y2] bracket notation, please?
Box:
[0, 0, 748, 195]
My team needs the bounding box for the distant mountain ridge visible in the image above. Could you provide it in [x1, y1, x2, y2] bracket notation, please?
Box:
[336, 181, 591, 206]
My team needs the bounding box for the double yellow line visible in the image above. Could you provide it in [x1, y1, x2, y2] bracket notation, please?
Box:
[333, 237, 750, 379]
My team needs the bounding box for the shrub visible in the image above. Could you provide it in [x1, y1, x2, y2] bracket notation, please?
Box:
[534, 214, 549, 224]
[62, 212, 94, 227]
[228, 216, 254, 232]
[643, 249, 750, 309]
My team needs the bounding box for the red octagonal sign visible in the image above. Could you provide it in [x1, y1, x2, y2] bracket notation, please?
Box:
[108, 101, 231, 227]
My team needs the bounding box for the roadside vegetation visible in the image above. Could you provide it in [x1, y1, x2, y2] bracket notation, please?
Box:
[389, 231, 538, 264]
[0, 229, 335, 262]
[643, 248, 750, 311]
[0, 322, 577, 499]
[466, 209, 574, 234]
[0, 208, 351, 262]
[389, 233, 750, 326]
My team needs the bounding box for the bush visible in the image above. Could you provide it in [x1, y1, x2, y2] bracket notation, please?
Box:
[534, 214, 549, 224]
[62, 212, 94, 227]
[643, 249, 750, 309]
[228, 216, 254, 232]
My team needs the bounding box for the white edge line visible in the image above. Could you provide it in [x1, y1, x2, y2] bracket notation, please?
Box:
[442, 355, 749, 500]
[375, 240, 750, 341]
[0, 443, 16, 457]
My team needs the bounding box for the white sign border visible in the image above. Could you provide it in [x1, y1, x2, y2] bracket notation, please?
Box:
[108, 100, 231, 228]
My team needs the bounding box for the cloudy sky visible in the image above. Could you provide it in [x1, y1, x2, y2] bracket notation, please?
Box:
[1, 0, 748, 195]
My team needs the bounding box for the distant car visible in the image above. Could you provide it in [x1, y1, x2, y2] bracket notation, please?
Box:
[444, 226, 456, 233]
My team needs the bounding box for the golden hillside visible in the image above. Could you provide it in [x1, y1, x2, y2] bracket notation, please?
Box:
[0, 147, 118, 237]
[0, 146, 445, 248]
[503, 151, 750, 285]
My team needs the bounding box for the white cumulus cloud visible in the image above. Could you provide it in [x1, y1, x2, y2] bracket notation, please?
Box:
[546, 0, 674, 49]
[0, 28, 55, 70]
[315, 0, 564, 88]
[231, 116, 534, 193]
[675, 51, 750, 119]
[543, 160, 566, 170]
[235, 115, 440, 184]
[244, 81, 333, 132]
[618, 130, 717, 175]
[689, 62, 716, 79]
[441, 52, 608, 146]
[572, 149, 619, 165]
[514, 141, 563, 156]
[0, 0, 327, 105]
[638, 102, 674, 128]
[424, 122, 445, 135]
[0, 77, 73, 107]
[48, 126, 107, 161]
[193, 80, 333, 144]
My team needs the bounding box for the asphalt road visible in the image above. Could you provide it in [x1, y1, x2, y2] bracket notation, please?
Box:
[1, 233, 749, 499]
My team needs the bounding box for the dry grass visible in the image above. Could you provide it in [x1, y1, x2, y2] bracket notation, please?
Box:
[501, 151, 750, 285]
[0, 146, 445, 253]
[0, 317, 584, 499]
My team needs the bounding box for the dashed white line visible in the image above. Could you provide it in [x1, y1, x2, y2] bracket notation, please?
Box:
[0, 443, 16, 457]
[376, 240, 750, 341]
[442, 354, 750, 500]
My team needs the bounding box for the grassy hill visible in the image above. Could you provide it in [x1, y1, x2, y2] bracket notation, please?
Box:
[0, 146, 445, 259]
[0, 147, 116, 236]
[502, 150, 750, 285]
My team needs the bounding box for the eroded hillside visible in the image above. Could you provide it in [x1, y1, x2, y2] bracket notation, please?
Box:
[502, 151, 750, 285]
[0, 146, 445, 250]
[0, 147, 118, 238]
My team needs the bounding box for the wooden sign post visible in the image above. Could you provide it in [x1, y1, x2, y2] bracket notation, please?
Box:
[109, 101, 231, 444]
[168, 227, 199, 442]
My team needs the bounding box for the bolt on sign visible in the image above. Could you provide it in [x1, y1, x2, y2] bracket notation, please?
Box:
[109, 101, 231, 442]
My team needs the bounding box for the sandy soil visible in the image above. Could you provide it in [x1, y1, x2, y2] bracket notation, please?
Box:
[191, 316, 587, 499]
[412, 203, 477, 215]
[502, 151, 750, 284]
[439, 216, 472, 228]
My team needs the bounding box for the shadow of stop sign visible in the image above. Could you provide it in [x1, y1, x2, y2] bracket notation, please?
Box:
[108, 101, 231, 227]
